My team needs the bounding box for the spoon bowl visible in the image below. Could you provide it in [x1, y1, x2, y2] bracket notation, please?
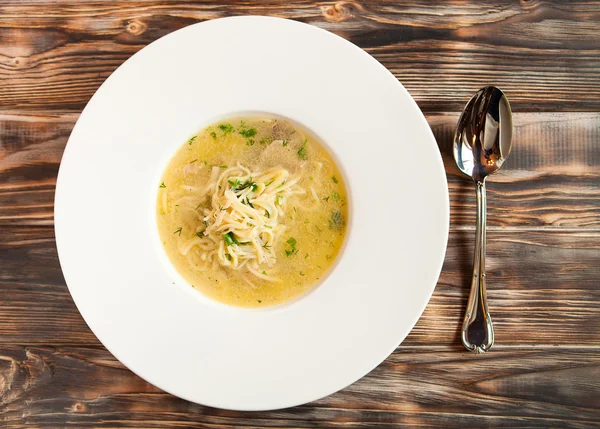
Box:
[454, 86, 513, 182]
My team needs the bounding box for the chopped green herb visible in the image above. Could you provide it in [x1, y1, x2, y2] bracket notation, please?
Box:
[262, 271, 267, 275]
[188, 135, 197, 145]
[159, 182, 166, 188]
[293, 206, 297, 213]
[304, 253, 309, 259]
[239, 127, 257, 138]
[304, 219, 310, 224]
[329, 210, 344, 231]
[282, 140, 289, 147]
[265, 210, 270, 218]
[326, 254, 332, 261]
[234, 180, 256, 191]
[260, 137, 272, 145]
[173, 227, 182, 236]
[258, 300, 262, 303]
[243, 197, 255, 208]
[276, 195, 283, 205]
[297, 139, 308, 160]
[299, 271, 305, 276]
[285, 237, 298, 257]
[220, 165, 228, 169]
[265, 180, 275, 187]
[228, 178, 241, 188]
[262, 242, 271, 249]
[195, 203, 203, 210]
[332, 191, 340, 201]
[245, 139, 255, 146]
[219, 124, 234, 134]
[332, 176, 338, 184]
[323, 196, 330, 202]
[210, 131, 217, 139]
[309, 176, 314, 181]
[251, 183, 258, 192]
[202, 220, 209, 227]
[223, 232, 239, 246]
[196, 231, 203, 238]
[189, 159, 198, 164]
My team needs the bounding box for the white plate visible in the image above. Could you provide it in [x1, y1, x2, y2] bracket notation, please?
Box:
[55, 16, 449, 411]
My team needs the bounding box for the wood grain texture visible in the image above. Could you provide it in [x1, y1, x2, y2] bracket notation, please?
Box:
[2, 226, 598, 346]
[0, 1, 599, 112]
[2, 111, 598, 227]
[1, 345, 599, 428]
[1, 1, 600, 427]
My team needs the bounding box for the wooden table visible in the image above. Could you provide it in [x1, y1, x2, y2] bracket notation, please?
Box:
[1, 1, 599, 427]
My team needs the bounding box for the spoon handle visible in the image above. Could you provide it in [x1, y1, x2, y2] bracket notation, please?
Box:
[461, 180, 494, 353]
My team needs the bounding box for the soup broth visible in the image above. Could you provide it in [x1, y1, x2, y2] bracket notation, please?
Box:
[157, 116, 348, 308]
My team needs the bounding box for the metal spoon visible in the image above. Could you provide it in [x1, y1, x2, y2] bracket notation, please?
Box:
[453, 86, 513, 353]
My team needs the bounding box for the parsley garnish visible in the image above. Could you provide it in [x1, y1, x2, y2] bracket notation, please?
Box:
[323, 196, 330, 202]
[262, 271, 267, 275]
[246, 139, 255, 146]
[219, 165, 228, 169]
[210, 131, 217, 139]
[260, 137, 272, 145]
[282, 140, 289, 147]
[188, 135, 197, 145]
[258, 300, 262, 303]
[228, 179, 241, 188]
[190, 159, 198, 164]
[223, 232, 239, 246]
[297, 139, 308, 160]
[173, 227, 182, 236]
[332, 176, 338, 184]
[239, 127, 257, 138]
[332, 191, 340, 201]
[219, 124, 234, 134]
[285, 237, 298, 256]
[159, 182, 166, 188]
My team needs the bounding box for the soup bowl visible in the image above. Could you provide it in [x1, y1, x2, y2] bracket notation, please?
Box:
[55, 16, 449, 410]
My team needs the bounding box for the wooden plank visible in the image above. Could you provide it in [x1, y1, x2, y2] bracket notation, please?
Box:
[0, 345, 598, 428]
[1, 111, 598, 228]
[1, 226, 598, 346]
[0, 1, 599, 112]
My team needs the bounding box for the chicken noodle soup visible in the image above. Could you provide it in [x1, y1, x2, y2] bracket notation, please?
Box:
[157, 116, 348, 307]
